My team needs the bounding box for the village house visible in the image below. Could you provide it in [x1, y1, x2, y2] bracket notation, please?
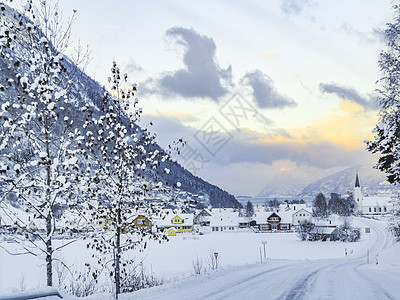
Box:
[156, 213, 194, 234]
[131, 215, 151, 230]
[292, 208, 313, 225]
[210, 208, 239, 232]
[254, 211, 291, 231]
[28, 218, 46, 233]
[194, 209, 212, 226]
[310, 226, 339, 241]
[253, 203, 313, 232]
[166, 227, 177, 236]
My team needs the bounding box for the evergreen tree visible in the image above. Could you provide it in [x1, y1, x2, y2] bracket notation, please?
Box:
[313, 192, 327, 217]
[328, 193, 353, 216]
[245, 201, 254, 217]
[366, 2, 400, 184]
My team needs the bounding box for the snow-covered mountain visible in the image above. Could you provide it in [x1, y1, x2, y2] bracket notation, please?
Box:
[257, 164, 398, 199]
[298, 165, 398, 197]
[0, 5, 240, 208]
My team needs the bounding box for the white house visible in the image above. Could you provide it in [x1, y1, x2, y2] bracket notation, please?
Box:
[292, 208, 313, 225]
[210, 209, 239, 232]
[278, 203, 312, 226]
[362, 196, 394, 215]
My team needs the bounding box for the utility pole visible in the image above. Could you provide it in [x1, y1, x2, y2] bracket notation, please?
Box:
[262, 241, 267, 260]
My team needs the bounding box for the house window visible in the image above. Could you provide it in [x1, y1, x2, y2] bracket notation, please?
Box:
[137, 219, 144, 224]
[369, 208, 371, 212]
[374, 207, 377, 212]
[384, 207, 387, 212]
[379, 207, 382, 212]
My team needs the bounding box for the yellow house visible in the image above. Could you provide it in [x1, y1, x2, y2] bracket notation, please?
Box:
[172, 215, 183, 224]
[171, 215, 193, 233]
[167, 227, 177, 236]
[99, 219, 113, 231]
[157, 213, 194, 233]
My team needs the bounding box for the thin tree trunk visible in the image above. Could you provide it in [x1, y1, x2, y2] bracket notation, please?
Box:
[45, 105, 52, 287]
[46, 212, 52, 286]
[115, 209, 121, 296]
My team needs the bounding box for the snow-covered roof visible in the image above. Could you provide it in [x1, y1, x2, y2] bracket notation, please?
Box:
[276, 210, 292, 224]
[238, 216, 251, 223]
[363, 197, 394, 207]
[155, 213, 194, 227]
[277, 205, 311, 224]
[29, 218, 46, 230]
[311, 226, 337, 235]
[278, 203, 308, 212]
[292, 208, 312, 217]
[210, 210, 239, 227]
[253, 211, 270, 224]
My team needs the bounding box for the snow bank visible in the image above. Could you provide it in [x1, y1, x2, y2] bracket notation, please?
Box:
[378, 242, 400, 266]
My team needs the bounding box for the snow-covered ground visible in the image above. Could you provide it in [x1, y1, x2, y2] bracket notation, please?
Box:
[0, 217, 399, 299]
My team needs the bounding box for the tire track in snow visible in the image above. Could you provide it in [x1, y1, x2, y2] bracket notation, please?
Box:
[194, 263, 296, 300]
[278, 265, 326, 300]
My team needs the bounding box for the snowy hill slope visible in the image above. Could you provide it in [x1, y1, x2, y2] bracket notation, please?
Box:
[0, 4, 240, 208]
[298, 165, 398, 197]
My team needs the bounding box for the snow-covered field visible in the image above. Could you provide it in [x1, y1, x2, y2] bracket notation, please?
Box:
[1, 217, 399, 299]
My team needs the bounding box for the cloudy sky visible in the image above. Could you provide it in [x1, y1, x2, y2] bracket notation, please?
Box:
[55, 0, 393, 196]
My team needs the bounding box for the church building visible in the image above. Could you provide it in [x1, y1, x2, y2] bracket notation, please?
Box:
[353, 171, 396, 215]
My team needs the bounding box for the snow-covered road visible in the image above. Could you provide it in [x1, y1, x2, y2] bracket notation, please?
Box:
[127, 218, 400, 300]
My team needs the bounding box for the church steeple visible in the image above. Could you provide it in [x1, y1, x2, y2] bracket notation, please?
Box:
[354, 170, 363, 214]
[355, 171, 360, 188]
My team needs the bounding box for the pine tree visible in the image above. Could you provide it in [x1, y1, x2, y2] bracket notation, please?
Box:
[366, 2, 400, 184]
[245, 201, 254, 217]
[313, 192, 327, 217]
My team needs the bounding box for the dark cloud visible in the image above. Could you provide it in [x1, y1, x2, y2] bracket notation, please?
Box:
[159, 27, 232, 100]
[241, 70, 296, 109]
[219, 131, 371, 169]
[319, 83, 377, 110]
[144, 114, 370, 171]
[281, 0, 312, 15]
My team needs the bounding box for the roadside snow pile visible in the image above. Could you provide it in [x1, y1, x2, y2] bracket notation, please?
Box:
[0, 287, 63, 300]
[378, 242, 400, 266]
